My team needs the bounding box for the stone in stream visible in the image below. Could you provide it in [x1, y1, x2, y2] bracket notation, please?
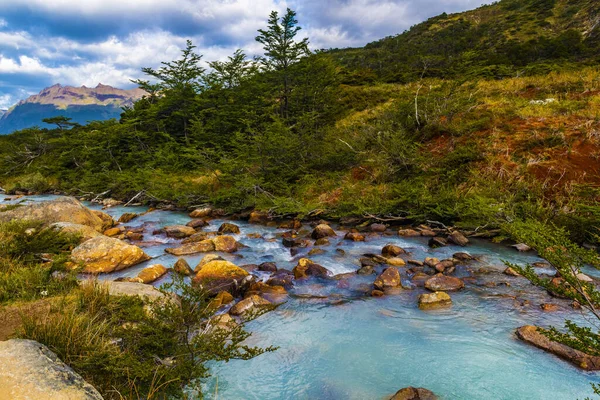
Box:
[192, 260, 249, 295]
[267, 270, 295, 288]
[70, 236, 150, 273]
[382, 244, 406, 257]
[308, 248, 326, 256]
[357, 265, 375, 275]
[373, 267, 401, 291]
[408, 260, 424, 267]
[137, 264, 168, 284]
[218, 222, 241, 234]
[189, 207, 212, 218]
[249, 210, 270, 224]
[194, 254, 225, 272]
[516, 325, 600, 370]
[212, 235, 239, 253]
[210, 291, 234, 308]
[503, 267, 521, 277]
[229, 295, 272, 316]
[91, 209, 116, 230]
[182, 231, 212, 243]
[292, 258, 331, 279]
[434, 260, 454, 273]
[428, 237, 447, 248]
[311, 223, 336, 239]
[448, 231, 469, 246]
[315, 238, 330, 246]
[164, 224, 196, 238]
[386, 257, 406, 267]
[186, 219, 208, 229]
[104, 226, 124, 237]
[118, 212, 138, 224]
[173, 258, 194, 276]
[424, 274, 465, 292]
[424, 257, 440, 268]
[512, 243, 532, 252]
[165, 239, 215, 256]
[419, 291, 452, 309]
[258, 262, 278, 272]
[453, 252, 474, 262]
[279, 220, 302, 230]
[371, 223, 387, 232]
[398, 228, 421, 237]
[345, 231, 365, 242]
[0, 339, 103, 400]
[419, 229, 437, 237]
[390, 387, 439, 400]
[540, 303, 558, 312]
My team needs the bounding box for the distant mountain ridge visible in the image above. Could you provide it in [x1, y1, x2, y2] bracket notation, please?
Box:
[0, 83, 146, 134]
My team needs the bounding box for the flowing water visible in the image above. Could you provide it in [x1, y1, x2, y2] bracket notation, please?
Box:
[4, 194, 600, 399]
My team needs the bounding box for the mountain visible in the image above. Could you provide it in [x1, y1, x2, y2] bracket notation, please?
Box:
[0, 110, 6, 119]
[0, 84, 146, 134]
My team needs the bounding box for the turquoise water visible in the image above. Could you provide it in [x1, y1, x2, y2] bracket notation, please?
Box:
[4, 195, 600, 399]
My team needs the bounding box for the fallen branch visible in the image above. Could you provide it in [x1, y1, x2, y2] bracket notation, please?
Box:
[365, 213, 409, 222]
[91, 190, 111, 203]
[124, 190, 146, 207]
[426, 220, 448, 229]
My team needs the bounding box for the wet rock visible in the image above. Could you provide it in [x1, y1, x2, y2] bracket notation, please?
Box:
[118, 212, 138, 224]
[512, 243, 532, 252]
[311, 223, 336, 239]
[165, 239, 215, 256]
[411, 272, 431, 287]
[293, 258, 330, 279]
[371, 223, 387, 232]
[314, 238, 330, 246]
[540, 303, 558, 312]
[398, 228, 421, 237]
[408, 260, 424, 267]
[246, 233, 263, 239]
[374, 267, 401, 290]
[279, 220, 302, 230]
[371, 289, 385, 297]
[424, 257, 440, 268]
[51, 222, 102, 242]
[164, 225, 196, 238]
[189, 207, 212, 218]
[210, 291, 234, 308]
[419, 291, 452, 309]
[420, 229, 437, 237]
[229, 295, 272, 316]
[390, 387, 438, 400]
[186, 219, 208, 229]
[125, 231, 143, 241]
[308, 248, 326, 256]
[453, 252, 474, 262]
[504, 267, 521, 277]
[173, 258, 193, 276]
[360, 257, 378, 268]
[425, 274, 464, 292]
[0, 339, 103, 400]
[267, 270, 294, 288]
[516, 325, 600, 370]
[428, 237, 447, 248]
[182, 231, 213, 244]
[194, 254, 225, 272]
[357, 265, 375, 275]
[91, 209, 116, 230]
[335, 249, 346, 256]
[258, 262, 278, 272]
[71, 236, 150, 273]
[104, 226, 124, 237]
[345, 231, 365, 242]
[218, 222, 241, 234]
[246, 282, 287, 296]
[434, 260, 455, 273]
[249, 210, 270, 224]
[101, 198, 122, 208]
[212, 235, 238, 253]
[137, 264, 168, 284]
[382, 244, 406, 257]
[192, 260, 249, 295]
[448, 231, 469, 246]
[386, 257, 406, 267]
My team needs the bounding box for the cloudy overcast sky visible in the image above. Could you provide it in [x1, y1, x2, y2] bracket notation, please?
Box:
[0, 0, 491, 109]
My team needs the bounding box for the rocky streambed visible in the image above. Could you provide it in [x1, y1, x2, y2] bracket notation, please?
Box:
[2, 194, 600, 399]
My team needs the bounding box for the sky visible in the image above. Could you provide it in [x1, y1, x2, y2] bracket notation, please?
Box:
[0, 0, 492, 109]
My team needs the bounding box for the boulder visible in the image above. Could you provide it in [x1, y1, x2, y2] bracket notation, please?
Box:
[51, 222, 102, 242]
[424, 274, 464, 292]
[258, 262, 278, 272]
[218, 222, 241, 235]
[249, 210, 270, 224]
[311, 224, 336, 239]
[453, 252, 474, 261]
[229, 295, 272, 316]
[448, 231, 469, 247]
[186, 219, 208, 229]
[192, 260, 249, 294]
[386, 258, 406, 267]
[173, 258, 194, 276]
[516, 325, 600, 370]
[118, 212, 138, 224]
[195, 254, 225, 272]
[434, 260, 454, 273]
[382, 244, 406, 257]
[103, 227, 124, 237]
[71, 236, 150, 273]
[293, 258, 330, 279]
[371, 223, 387, 232]
[165, 240, 215, 256]
[90, 210, 115, 230]
[398, 229, 421, 237]
[137, 264, 168, 284]
[182, 231, 213, 244]
[212, 235, 238, 253]
[0, 197, 105, 232]
[314, 238, 330, 246]
[357, 265, 375, 275]
[189, 207, 212, 218]
[0, 339, 103, 400]
[267, 270, 295, 288]
[345, 231, 365, 242]
[428, 237, 447, 248]
[164, 225, 196, 238]
[210, 291, 234, 308]
[419, 291, 452, 309]
[390, 387, 438, 400]
[374, 267, 401, 290]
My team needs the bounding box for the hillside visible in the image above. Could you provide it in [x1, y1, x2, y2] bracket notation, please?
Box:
[0, 84, 146, 134]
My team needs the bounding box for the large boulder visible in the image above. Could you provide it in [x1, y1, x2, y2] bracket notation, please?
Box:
[164, 225, 196, 238]
[292, 258, 330, 279]
[192, 260, 249, 294]
[311, 224, 336, 239]
[424, 274, 464, 292]
[0, 339, 103, 400]
[374, 267, 401, 291]
[103, 281, 167, 302]
[51, 222, 102, 242]
[0, 197, 105, 232]
[165, 240, 215, 256]
[390, 387, 438, 400]
[212, 235, 238, 253]
[516, 325, 600, 370]
[448, 231, 469, 247]
[194, 254, 225, 272]
[71, 236, 150, 273]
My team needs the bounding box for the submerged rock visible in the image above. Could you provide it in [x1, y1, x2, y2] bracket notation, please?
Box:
[229, 295, 272, 316]
[118, 212, 138, 224]
[258, 262, 278, 272]
[424, 274, 464, 292]
[293, 258, 330, 279]
[516, 325, 600, 370]
[374, 267, 401, 290]
[357, 265, 375, 275]
[419, 291, 452, 309]
[186, 219, 208, 229]
[311, 224, 336, 239]
[0, 339, 103, 400]
[71, 236, 150, 273]
[390, 387, 438, 400]
[267, 270, 295, 288]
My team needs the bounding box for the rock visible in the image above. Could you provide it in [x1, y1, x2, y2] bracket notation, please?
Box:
[360, 258, 378, 268]
[434, 260, 454, 273]
[293, 258, 330, 279]
[103, 280, 168, 302]
[51, 222, 102, 242]
[420, 229, 437, 237]
[408, 260, 424, 267]
[540, 303, 558, 312]
[165, 239, 215, 256]
[411, 272, 430, 286]
[419, 291, 452, 309]
[398, 229, 421, 237]
[314, 238, 330, 246]
[424, 257, 440, 268]
[137, 264, 168, 284]
[101, 198, 122, 207]
[182, 231, 213, 244]
[504, 267, 521, 277]
[386, 257, 406, 267]
[210, 291, 234, 308]
[425, 274, 464, 292]
[173, 258, 193, 276]
[71, 236, 150, 273]
[267, 270, 295, 288]
[246, 282, 287, 296]
[371, 289, 385, 297]
[189, 207, 212, 218]
[258, 262, 278, 272]
[516, 325, 600, 370]
[91, 210, 115, 230]
[186, 219, 208, 229]
[428, 237, 447, 248]
[125, 231, 143, 241]
[382, 244, 406, 257]
[192, 260, 249, 294]
[374, 267, 401, 290]
[577, 273, 594, 283]
[371, 223, 387, 232]
[311, 224, 336, 239]
[512, 243, 532, 252]
[164, 225, 196, 238]
[0, 197, 105, 232]
[390, 387, 438, 400]
[104, 227, 123, 237]
[194, 254, 225, 272]
[249, 210, 270, 224]
[448, 231, 469, 246]
[357, 265, 375, 275]
[0, 339, 103, 400]
[308, 248, 326, 256]
[218, 222, 240, 234]
[118, 212, 138, 224]
[246, 233, 263, 239]
[229, 295, 272, 316]
[345, 231, 365, 241]
[453, 252, 474, 261]
[212, 235, 238, 253]
[279, 220, 302, 230]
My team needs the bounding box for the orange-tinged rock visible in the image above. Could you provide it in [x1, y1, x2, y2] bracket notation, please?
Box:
[71, 236, 150, 273]
[212, 235, 238, 253]
[137, 264, 168, 284]
[165, 240, 215, 256]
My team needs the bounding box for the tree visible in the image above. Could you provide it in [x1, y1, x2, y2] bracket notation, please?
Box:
[42, 116, 78, 130]
[256, 8, 310, 118]
[205, 49, 258, 90]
